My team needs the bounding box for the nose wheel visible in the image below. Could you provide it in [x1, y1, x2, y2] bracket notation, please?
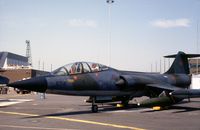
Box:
[91, 97, 98, 113]
[92, 104, 98, 113]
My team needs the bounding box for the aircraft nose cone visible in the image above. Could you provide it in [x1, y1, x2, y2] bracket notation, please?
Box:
[9, 77, 47, 93]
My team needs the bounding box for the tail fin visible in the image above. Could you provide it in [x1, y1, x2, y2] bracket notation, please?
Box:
[164, 51, 200, 74]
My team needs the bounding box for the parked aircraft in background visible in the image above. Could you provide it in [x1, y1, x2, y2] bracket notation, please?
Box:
[0, 75, 9, 84]
[9, 51, 200, 112]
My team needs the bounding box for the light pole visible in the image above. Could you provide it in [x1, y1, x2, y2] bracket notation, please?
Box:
[107, 0, 114, 66]
[196, 21, 199, 74]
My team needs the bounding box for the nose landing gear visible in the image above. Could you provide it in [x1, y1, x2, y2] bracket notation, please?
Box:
[91, 97, 98, 113]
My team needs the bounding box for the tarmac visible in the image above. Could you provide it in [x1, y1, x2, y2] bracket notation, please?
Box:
[0, 93, 199, 130]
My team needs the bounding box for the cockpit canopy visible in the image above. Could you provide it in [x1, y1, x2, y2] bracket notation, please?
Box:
[52, 62, 109, 76]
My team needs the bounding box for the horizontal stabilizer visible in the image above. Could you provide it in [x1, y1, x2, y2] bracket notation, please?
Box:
[164, 54, 200, 58]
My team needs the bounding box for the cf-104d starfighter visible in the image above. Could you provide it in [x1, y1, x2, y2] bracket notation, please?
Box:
[9, 51, 200, 112]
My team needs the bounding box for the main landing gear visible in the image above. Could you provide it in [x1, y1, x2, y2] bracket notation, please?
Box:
[91, 97, 98, 113]
[90, 96, 130, 112]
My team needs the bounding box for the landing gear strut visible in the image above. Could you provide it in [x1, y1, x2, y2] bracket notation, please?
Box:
[121, 96, 130, 108]
[91, 97, 98, 113]
[121, 100, 129, 107]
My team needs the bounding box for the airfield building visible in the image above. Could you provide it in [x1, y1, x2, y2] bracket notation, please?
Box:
[0, 51, 30, 69]
[189, 59, 200, 74]
[0, 51, 49, 81]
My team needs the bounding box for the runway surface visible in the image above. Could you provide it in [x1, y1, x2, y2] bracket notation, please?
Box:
[0, 94, 199, 130]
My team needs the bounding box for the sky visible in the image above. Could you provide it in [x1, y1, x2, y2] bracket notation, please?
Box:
[0, 0, 200, 72]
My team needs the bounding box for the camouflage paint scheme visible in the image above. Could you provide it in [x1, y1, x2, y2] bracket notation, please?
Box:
[9, 52, 200, 112]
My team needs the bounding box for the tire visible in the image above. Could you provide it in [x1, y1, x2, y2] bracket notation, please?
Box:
[92, 105, 98, 113]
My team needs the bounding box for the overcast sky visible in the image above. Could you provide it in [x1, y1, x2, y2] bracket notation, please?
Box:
[0, 0, 200, 72]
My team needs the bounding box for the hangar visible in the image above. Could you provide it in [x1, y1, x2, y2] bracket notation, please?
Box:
[0, 51, 30, 70]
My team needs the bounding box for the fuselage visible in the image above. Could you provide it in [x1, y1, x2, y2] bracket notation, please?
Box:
[45, 68, 191, 97]
[9, 61, 191, 97]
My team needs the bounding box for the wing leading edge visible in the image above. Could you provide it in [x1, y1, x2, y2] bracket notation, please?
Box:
[146, 84, 181, 91]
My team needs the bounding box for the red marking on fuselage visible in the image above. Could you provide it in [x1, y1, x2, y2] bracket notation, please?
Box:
[73, 76, 78, 80]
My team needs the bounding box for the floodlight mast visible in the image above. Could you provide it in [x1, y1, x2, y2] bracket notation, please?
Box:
[106, 0, 114, 66]
[196, 21, 199, 74]
[26, 40, 32, 67]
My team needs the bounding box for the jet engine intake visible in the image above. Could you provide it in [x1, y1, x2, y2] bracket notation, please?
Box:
[115, 75, 136, 88]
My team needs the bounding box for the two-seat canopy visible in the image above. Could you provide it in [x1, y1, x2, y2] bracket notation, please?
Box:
[52, 62, 109, 76]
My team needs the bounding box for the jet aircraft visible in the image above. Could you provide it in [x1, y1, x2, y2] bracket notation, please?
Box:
[0, 75, 9, 84]
[9, 51, 200, 112]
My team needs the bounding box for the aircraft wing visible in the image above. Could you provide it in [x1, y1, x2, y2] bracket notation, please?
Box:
[170, 89, 200, 98]
[146, 84, 181, 91]
[146, 84, 200, 98]
[138, 84, 200, 107]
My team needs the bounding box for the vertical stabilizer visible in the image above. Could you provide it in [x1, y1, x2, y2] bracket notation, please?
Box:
[164, 51, 200, 74]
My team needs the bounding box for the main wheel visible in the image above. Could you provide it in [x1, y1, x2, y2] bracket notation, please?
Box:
[91, 105, 98, 113]
[121, 100, 129, 108]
